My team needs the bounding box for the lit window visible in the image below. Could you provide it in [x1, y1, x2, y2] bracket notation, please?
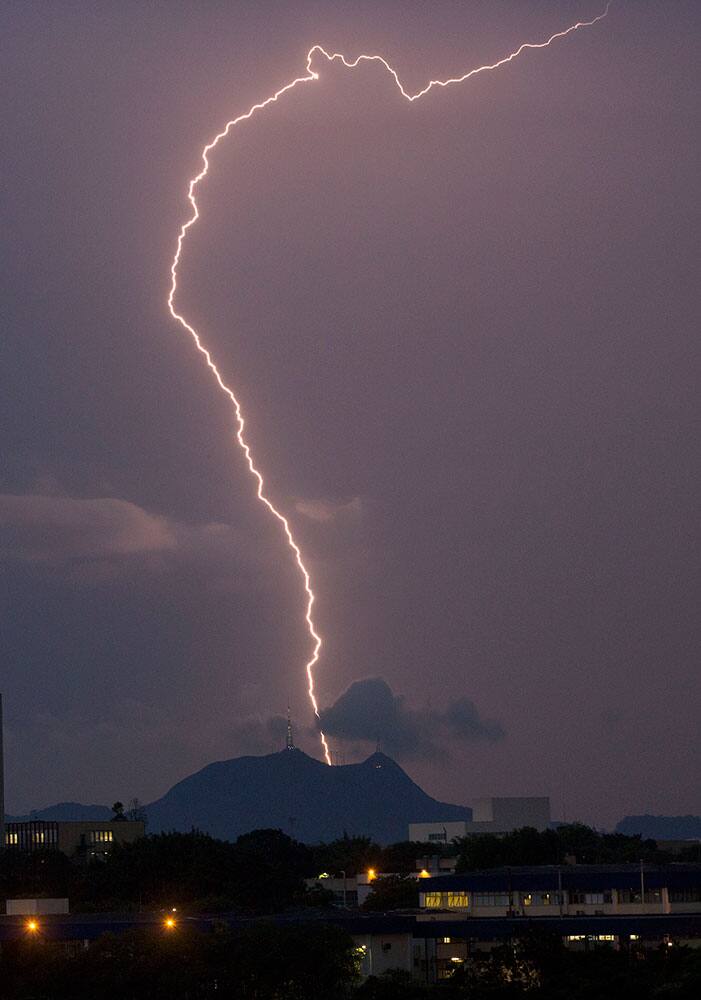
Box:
[89, 830, 114, 844]
[441, 937, 452, 944]
[32, 831, 45, 844]
[423, 892, 443, 908]
[6, 832, 19, 845]
[447, 892, 468, 908]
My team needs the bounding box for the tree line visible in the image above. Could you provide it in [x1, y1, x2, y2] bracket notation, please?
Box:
[1, 823, 697, 914]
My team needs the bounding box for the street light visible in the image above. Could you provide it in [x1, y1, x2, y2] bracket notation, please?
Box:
[25, 919, 40, 935]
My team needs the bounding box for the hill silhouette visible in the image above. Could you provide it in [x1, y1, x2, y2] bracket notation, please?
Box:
[616, 814, 701, 840]
[144, 749, 471, 843]
[7, 751, 472, 843]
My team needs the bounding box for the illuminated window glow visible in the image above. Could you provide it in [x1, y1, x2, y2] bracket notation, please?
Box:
[447, 892, 468, 908]
[90, 830, 114, 844]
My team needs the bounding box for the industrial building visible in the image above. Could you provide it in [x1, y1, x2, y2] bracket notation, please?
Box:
[409, 796, 551, 842]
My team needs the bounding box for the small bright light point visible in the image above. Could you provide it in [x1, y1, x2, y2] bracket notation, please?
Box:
[25, 919, 39, 934]
[419, 869, 431, 878]
[367, 868, 376, 881]
[318, 872, 330, 879]
[164, 917, 177, 930]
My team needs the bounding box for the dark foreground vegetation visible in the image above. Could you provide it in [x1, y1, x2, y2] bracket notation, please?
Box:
[2, 822, 698, 914]
[1, 926, 701, 1000]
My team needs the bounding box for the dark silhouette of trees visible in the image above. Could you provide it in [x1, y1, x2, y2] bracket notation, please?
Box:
[0, 923, 359, 999]
[362, 874, 419, 911]
[455, 823, 667, 871]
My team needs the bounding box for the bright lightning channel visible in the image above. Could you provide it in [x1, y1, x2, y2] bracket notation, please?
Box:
[167, 3, 612, 766]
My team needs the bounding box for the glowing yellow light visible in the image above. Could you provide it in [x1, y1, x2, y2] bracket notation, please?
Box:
[25, 919, 39, 934]
[166, 4, 612, 762]
[164, 917, 177, 930]
[367, 869, 376, 881]
[419, 869, 431, 878]
[318, 872, 330, 879]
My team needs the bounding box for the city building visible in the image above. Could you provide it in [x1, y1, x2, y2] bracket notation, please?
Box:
[409, 797, 551, 842]
[4, 819, 145, 859]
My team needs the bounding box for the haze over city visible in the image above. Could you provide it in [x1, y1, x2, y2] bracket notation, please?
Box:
[2, 0, 699, 829]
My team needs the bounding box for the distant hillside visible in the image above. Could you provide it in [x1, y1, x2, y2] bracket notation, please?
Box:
[144, 749, 471, 843]
[6, 802, 112, 822]
[616, 815, 701, 840]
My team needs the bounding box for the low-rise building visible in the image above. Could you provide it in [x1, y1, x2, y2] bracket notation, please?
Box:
[5, 819, 144, 859]
[417, 864, 701, 919]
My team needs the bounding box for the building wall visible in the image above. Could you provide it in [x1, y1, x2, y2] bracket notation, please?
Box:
[470, 797, 551, 832]
[409, 798, 551, 843]
[56, 820, 144, 858]
[6, 898, 69, 915]
[353, 932, 414, 977]
[5, 820, 144, 857]
[419, 886, 701, 918]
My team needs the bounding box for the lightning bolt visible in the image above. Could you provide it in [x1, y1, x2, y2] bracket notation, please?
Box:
[167, 2, 612, 766]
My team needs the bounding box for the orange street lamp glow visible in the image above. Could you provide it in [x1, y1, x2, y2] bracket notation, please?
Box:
[164, 917, 177, 930]
[367, 869, 377, 881]
[166, 4, 612, 762]
[25, 919, 39, 934]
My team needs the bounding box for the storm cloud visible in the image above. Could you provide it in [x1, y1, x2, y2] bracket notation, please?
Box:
[318, 677, 504, 759]
[0, 491, 280, 584]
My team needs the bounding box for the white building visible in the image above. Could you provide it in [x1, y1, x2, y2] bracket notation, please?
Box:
[409, 797, 551, 842]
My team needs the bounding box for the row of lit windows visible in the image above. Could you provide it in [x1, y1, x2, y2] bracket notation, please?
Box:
[5, 828, 114, 846]
[90, 830, 114, 843]
[424, 892, 469, 909]
[4, 830, 57, 846]
[423, 886, 701, 909]
[566, 934, 616, 942]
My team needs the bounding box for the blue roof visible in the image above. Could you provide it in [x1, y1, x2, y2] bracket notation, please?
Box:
[421, 864, 701, 892]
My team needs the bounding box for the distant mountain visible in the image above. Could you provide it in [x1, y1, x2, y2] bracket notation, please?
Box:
[616, 815, 701, 840]
[144, 749, 472, 843]
[6, 802, 112, 822]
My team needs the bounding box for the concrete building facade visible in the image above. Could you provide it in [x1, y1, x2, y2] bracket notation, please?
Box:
[410, 797, 551, 842]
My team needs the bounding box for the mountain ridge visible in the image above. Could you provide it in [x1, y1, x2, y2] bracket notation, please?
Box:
[8, 750, 473, 843]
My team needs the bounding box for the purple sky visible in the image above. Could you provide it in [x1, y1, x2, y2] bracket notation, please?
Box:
[2, 1, 699, 828]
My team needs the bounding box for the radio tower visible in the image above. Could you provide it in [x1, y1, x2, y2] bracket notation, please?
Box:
[286, 703, 295, 750]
